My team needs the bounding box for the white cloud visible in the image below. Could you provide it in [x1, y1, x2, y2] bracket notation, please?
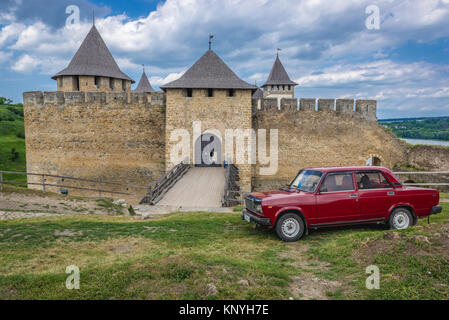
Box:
[0, 51, 13, 64]
[1, 0, 449, 117]
[149, 71, 186, 86]
[11, 54, 39, 72]
[295, 60, 438, 87]
[11, 53, 66, 74]
[0, 23, 25, 48]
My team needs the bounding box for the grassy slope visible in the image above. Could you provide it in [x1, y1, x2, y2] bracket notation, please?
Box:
[0, 103, 26, 182]
[0, 191, 448, 300]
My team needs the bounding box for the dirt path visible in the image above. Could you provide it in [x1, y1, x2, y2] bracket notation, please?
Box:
[281, 243, 343, 300]
[0, 191, 124, 219]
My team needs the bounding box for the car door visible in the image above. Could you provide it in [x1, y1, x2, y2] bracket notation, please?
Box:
[315, 171, 360, 224]
[356, 171, 397, 220]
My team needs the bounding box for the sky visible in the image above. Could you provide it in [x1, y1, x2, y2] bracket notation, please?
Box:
[1, 0, 449, 119]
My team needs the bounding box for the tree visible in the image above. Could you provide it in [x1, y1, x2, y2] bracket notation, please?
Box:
[0, 97, 12, 105]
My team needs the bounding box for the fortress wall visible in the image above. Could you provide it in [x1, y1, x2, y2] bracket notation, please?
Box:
[23, 91, 166, 200]
[252, 98, 408, 190]
[253, 97, 377, 121]
[407, 145, 449, 171]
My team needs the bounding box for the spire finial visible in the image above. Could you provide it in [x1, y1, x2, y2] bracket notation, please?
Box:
[142, 64, 145, 73]
[92, 9, 95, 26]
[209, 34, 214, 50]
[277, 48, 282, 57]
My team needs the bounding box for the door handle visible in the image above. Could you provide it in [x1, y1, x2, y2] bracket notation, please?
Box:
[349, 194, 357, 198]
[388, 191, 395, 196]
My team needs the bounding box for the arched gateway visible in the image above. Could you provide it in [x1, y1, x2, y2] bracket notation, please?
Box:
[194, 133, 222, 167]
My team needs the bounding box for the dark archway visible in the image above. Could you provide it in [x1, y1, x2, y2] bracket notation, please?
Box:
[372, 157, 382, 166]
[194, 133, 222, 167]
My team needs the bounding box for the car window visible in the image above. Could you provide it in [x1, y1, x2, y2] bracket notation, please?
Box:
[356, 171, 392, 189]
[319, 172, 354, 192]
[290, 170, 323, 192]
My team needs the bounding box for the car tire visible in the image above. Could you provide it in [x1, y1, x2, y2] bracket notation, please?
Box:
[275, 213, 305, 242]
[389, 208, 413, 230]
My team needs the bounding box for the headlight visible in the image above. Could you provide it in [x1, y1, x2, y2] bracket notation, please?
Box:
[254, 202, 262, 213]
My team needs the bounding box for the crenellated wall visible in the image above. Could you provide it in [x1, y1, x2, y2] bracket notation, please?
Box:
[251, 98, 408, 190]
[23, 89, 410, 199]
[23, 91, 166, 200]
[252, 97, 377, 121]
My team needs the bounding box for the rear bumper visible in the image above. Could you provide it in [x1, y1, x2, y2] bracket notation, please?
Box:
[431, 205, 442, 215]
[241, 209, 272, 226]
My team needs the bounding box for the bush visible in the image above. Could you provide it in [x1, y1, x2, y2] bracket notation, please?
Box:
[0, 110, 16, 121]
[16, 131, 25, 139]
[7, 105, 24, 117]
[10, 148, 19, 161]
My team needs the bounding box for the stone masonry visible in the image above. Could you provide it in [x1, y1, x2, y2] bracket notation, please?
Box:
[23, 91, 166, 198]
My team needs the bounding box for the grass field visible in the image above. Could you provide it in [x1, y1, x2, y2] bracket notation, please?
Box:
[0, 188, 448, 300]
[0, 100, 26, 183]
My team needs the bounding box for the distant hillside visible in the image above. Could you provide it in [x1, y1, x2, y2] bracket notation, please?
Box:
[380, 116, 449, 141]
[0, 97, 26, 182]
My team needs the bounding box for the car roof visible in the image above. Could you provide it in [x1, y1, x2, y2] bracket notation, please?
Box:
[305, 166, 389, 173]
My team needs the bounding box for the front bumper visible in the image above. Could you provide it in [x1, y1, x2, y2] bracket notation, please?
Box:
[241, 209, 272, 226]
[431, 205, 442, 215]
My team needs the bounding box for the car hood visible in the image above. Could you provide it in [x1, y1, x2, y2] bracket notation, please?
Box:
[250, 189, 305, 201]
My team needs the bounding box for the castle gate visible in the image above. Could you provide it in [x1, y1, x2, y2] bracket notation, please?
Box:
[194, 133, 222, 167]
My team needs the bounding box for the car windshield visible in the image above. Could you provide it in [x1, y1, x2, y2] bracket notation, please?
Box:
[290, 170, 323, 192]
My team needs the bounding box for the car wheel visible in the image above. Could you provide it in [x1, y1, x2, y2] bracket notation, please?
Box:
[276, 213, 305, 242]
[389, 208, 412, 230]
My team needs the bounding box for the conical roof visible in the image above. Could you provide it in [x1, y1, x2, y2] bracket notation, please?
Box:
[52, 25, 134, 83]
[252, 87, 263, 99]
[134, 70, 154, 92]
[161, 50, 256, 90]
[262, 55, 297, 87]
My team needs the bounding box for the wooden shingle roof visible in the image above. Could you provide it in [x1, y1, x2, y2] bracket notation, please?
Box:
[161, 50, 256, 90]
[134, 70, 154, 92]
[262, 55, 297, 87]
[52, 25, 134, 83]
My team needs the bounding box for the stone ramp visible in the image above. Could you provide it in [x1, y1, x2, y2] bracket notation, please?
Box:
[158, 167, 225, 207]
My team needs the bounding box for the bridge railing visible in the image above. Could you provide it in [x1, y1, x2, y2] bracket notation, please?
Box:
[0, 170, 148, 197]
[393, 171, 449, 188]
[222, 163, 241, 207]
[139, 159, 190, 205]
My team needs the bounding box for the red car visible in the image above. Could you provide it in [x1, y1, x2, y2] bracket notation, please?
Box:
[242, 166, 442, 242]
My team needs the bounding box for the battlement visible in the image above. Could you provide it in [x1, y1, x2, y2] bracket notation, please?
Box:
[23, 91, 166, 109]
[252, 97, 377, 121]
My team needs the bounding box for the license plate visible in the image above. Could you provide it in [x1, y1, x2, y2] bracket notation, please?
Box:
[244, 214, 251, 223]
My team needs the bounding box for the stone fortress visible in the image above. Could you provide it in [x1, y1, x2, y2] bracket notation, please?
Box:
[23, 24, 412, 199]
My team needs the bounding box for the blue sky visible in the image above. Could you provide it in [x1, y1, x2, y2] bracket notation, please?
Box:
[1, 0, 449, 119]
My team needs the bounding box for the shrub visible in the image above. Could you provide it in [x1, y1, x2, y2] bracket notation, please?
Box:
[10, 148, 19, 161]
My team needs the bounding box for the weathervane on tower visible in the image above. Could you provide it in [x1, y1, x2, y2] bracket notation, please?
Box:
[277, 48, 282, 57]
[209, 34, 214, 50]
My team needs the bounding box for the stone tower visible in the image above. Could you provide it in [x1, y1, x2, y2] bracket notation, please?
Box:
[262, 54, 297, 99]
[161, 49, 257, 191]
[52, 24, 134, 92]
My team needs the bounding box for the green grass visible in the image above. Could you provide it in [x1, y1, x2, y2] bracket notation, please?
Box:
[95, 198, 125, 215]
[0, 101, 26, 183]
[440, 193, 449, 200]
[0, 201, 448, 300]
